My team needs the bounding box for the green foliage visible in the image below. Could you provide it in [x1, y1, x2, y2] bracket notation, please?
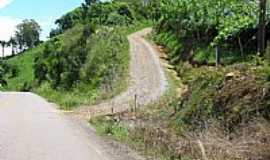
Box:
[4, 0, 152, 109]
[34, 82, 98, 110]
[80, 27, 129, 90]
[0, 61, 15, 87]
[106, 12, 129, 26]
[154, 0, 261, 64]
[35, 24, 91, 89]
[31, 22, 149, 109]
[53, 1, 137, 35]
[35, 24, 129, 93]
[173, 65, 224, 129]
[15, 19, 42, 50]
[169, 62, 270, 132]
[90, 117, 129, 142]
[2, 45, 43, 91]
[116, 0, 162, 21]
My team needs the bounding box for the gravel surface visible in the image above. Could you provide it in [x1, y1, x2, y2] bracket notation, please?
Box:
[74, 28, 168, 119]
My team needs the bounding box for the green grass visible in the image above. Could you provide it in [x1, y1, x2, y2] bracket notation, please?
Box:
[2, 21, 152, 110]
[3, 45, 43, 91]
[90, 117, 129, 142]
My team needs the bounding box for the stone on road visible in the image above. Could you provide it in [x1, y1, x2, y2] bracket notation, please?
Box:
[0, 92, 108, 160]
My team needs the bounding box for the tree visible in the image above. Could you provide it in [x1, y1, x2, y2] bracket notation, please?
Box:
[258, 0, 267, 56]
[8, 37, 17, 55]
[55, 8, 83, 31]
[85, 0, 98, 6]
[15, 19, 42, 51]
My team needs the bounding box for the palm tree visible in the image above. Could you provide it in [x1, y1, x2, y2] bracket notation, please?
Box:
[8, 37, 16, 56]
[0, 40, 6, 59]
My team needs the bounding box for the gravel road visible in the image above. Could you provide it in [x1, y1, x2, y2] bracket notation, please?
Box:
[0, 28, 167, 160]
[75, 28, 168, 118]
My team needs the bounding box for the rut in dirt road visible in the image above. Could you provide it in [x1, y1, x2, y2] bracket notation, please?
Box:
[75, 28, 168, 118]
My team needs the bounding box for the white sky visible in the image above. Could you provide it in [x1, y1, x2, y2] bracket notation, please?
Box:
[0, 0, 12, 9]
[0, 0, 15, 56]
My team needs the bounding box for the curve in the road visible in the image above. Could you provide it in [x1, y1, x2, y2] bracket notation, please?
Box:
[0, 28, 167, 160]
[0, 92, 110, 160]
[75, 28, 168, 118]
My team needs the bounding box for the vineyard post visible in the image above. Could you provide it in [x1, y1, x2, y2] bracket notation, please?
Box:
[258, 0, 267, 56]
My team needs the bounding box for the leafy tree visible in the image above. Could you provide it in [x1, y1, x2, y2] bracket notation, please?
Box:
[15, 19, 42, 51]
[55, 8, 84, 31]
[35, 24, 94, 89]
[49, 28, 62, 38]
[85, 0, 99, 6]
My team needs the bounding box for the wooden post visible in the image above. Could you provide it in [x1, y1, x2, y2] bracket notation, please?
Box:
[266, 40, 270, 64]
[258, 0, 267, 56]
[134, 94, 137, 113]
[111, 107, 114, 114]
[215, 45, 221, 66]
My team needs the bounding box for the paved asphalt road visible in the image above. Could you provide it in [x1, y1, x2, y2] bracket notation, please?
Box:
[0, 92, 109, 160]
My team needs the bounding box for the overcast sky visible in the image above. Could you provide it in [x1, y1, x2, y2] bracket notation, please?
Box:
[0, 0, 83, 42]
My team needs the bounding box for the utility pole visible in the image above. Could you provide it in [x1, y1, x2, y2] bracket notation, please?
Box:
[258, 0, 267, 56]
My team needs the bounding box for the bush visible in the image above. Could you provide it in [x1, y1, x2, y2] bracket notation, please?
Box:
[20, 82, 32, 92]
[0, 61, 18, 87]
[106, 12, 131, 26]
[34, 24, 90, 89]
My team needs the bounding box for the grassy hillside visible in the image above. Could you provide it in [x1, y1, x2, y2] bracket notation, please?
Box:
[3, 46, 43, 91]
[2, 22, 150, 109]
[1, 0, 153, 109]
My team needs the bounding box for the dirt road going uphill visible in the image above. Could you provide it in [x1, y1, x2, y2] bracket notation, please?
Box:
[75, 28, 168, 118]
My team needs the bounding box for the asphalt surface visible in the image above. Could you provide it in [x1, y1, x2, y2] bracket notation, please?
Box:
[0, 92, 109, 160]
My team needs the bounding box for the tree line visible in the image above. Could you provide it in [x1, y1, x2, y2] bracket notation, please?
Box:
[0, 19, 41, 59]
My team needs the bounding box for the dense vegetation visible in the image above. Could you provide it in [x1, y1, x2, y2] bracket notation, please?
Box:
[34, 26, 132, 108]
[151, 0, 270, 130]
[154, 0, 269, 65]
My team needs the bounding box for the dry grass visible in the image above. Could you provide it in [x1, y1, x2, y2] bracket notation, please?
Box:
[127, 118, 270, 160]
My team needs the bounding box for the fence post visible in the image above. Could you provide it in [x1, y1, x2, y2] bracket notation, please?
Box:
[215, 45, 221, 66]
[134, 94, 137, 113]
